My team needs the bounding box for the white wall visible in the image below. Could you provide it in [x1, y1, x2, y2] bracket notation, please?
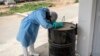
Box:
[92, 0, 100, 56]
[77, 0, 96, 56]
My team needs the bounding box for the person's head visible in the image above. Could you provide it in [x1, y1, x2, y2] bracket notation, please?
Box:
[50, 11, 58, 22]
[46, 11, 58, 22]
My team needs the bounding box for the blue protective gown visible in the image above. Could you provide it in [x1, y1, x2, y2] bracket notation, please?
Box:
[17, 8, 53, 47]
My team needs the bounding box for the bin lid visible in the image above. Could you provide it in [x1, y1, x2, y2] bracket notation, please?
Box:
[53, 22, 76, 31]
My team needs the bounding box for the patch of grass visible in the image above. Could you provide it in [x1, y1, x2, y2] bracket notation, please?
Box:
[9, 2, 53, 13]
[0, 12, 13, 16]
[75, 0, 79, 3]
[0, 2, 53, 16]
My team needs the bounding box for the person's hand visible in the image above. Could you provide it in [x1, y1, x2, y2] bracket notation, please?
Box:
[52, 22, 63, 29]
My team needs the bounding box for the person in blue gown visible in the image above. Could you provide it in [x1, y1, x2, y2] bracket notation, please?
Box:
[17, 8, 63, 56]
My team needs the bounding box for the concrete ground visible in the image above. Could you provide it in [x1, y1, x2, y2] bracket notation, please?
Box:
[0, 3, 78, 56]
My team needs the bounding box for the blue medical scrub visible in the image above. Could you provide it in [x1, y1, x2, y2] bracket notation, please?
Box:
[17, 8, 53, 47]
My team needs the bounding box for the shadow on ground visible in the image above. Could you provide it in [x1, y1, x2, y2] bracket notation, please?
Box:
[35, 43, 49, 56]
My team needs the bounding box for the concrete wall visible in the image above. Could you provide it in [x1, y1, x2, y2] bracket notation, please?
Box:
[92, 0, 100, 56]
[77, 0, 96, 56]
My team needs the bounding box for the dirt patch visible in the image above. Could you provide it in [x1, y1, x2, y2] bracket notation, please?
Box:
[47, 0, 75, 6]
[45, 0, 76, 10]
[0, 5, 9, 13]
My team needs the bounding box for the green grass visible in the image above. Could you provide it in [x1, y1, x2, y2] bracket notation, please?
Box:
[0, 12, 13, 16]
[75, 0, 79, 3]
[9, 2, 53, 13]
[0, 2, 53, 16]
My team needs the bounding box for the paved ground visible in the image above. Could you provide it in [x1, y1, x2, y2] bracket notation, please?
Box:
[0, 3, 78, 56]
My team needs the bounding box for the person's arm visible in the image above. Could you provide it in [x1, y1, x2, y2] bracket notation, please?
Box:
[36, 10, 53, 29]
[52, 22, 64, 29]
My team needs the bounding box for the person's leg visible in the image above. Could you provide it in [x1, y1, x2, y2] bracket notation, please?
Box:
[22, 46, 29, 56]
[28, 44, 39, 56]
